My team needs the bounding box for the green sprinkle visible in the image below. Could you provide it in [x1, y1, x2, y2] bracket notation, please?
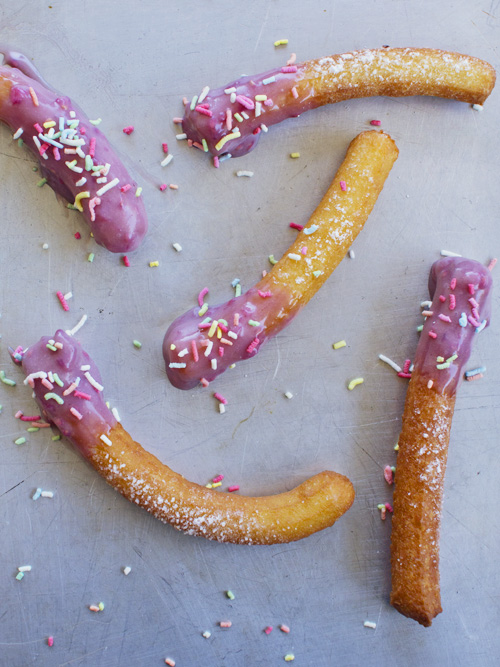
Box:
[135, 186, 143, 197]
[377, 504, 385, 510]
[32, 166, 38, 171]
[248, 320, 260, 327]
[44, 392, 64, 405]
[190, 95, 198, 110]
[52, 435, 61, 441]
[391, 466, 396, 473]
[133, 340, 142, 349]
[202, 138, 209, 152]
[67, 203, 78, 210]
[269, 254, 277, 265]
[18, 138, 24, 147]
[98, 602, 105, 611]
[226, 590, 235, 600]
[15, 437, 27, 445]
[416, 324, 424, 332]
[89, 118, 102, 125]
[446, 354, 458, 363]
[218, 319, 228, 326]
[46, 343, 57, 352]
[436, 362, 451, 370]
[313, 270, 322, 278]
[201, 317, 212, 325]
[85, 155, 93, 171]
[235, 284, 241, 297]
[88, 253, 95, 263]
[0, 370, 16, 387]
[27, 427, 40, 433]
[37, 178, 48, 187]
[52, 373, 64, 387]
[16, 572, 24, 581]
[234, 112, 244, 123]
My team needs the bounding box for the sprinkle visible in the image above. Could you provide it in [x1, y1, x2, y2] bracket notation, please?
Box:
[289, 222, 304, 231]
[169, 362, 187, 369]
[70, 407, 83, 420]
[347, 377, 364, 391]
[122, 125, 134, 135]
[28, 86, 39, 106]
[465, 363, 487, 376]
[160, 153, 174, 169]
[14, 437, 27, 445]
[89, 118, 102, 125]
[284, 655, 295, 663]
[476, 319, 487, 333]
[440, 250, 462, 257]
[149, 261, 160, 268]
[131, 340, 142, 350]
[56, 291, 70, 311]
[44, 392, 64, 405]
[120, 184, 132, 193]
[263, 76, 277, 85]
[438, 314, 452, 323]
[16, 572, 24, 581]
[211, 359, 217, 370]
[36, 177, 48, 188]
[458, 312, 467, 327]
[428, 330, 437, 339]
[303, 224, 318, 235]
[370, 119, 382, 126]
[465, 372, 483, 381]
[364, 621, 377, 629]
[340, 180, 347, 191]
[227, 485, 239, 492]
[219, 621, 232, 628]
[135, 186, 143, 198]
[291, 86, 298, 99]
[268, 254, 277, 265]
[284, 391, 294, 399]
[472, 103, 483, 111]
[421, 310, 433, 317]
[41, 491, 54, 498]
[487, 258, 497, 271]
[248, 319, 260, 327]
[264, 626, 273, 635]
[13, 127, 23, 139]
[378, 354, 402, 373]
[100, 434, 112, 446]
[214, 392, 228, 405]
[246, 338, 260, 354]
[384, 465, 394, 484]
[47, 637, 54, 647]
[32, 488, 42, 500]
[290, 152, 300, 158]
[274, 39, 289, 46]
[333, 340, 346, 350]
[66, 314, 88, 336]
[123, 566, 132, 575]
[204, 341, 213, 357]
[72, 191, 90, 212]
[215, 131, 241, 152]
[96, 178, 119, 197]
[202, 631, 211, 639]
[236, 170, 254, 177]
[89, 606, 100, 612]
[282, 66, 298, 73]
[165, 660, 176, 667]
[287, 253, 301, 261]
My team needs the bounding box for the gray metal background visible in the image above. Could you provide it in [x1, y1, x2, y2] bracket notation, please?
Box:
[1, 1, 499, 665]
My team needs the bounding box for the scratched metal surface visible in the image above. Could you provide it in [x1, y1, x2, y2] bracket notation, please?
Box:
[0, 1, 499, 666]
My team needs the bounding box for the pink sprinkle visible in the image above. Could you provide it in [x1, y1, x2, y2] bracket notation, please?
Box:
[383, 465, 394, 485]
[193, 141, 204, 151]
[53, 146, 60, 160]
[122, 255, 130, 267]
[487, 258, 497, 271]
[234, 313, 240, 327]
[228, 485, 240, 492]
[468, 315, 481, 327]
[287, 53, 297, 65]
[198, 323, 211, 331]
[162, 142, 169, 153]
[370, 120, 382, 126]
[63, 382, 78, 396]
[439, 294, 446, 302]
[281, 65, 298, 73]
[258, 290, 272, 298]
[438, 314, 452, 323]
[468, 297, 479, 309]
[159, 184, 168, 191]
[198, 287, 209, 307]
[74, 232, 81, 240]
[191, 340, 199, 362]
[15, 410, 23, 419]
[165, 659, 175, 667]
[289, 222, 304, 231]
[280, 624, 290, 633]
[195, 105, 213, 117]
[89, 137, 96, 157]
[74, 390, 91, 400]
[225, 108, 232, 131]
[42, 378, 54, 390]
[246, 338, 260, 354]
[380, 506, 386, 520]
[264, 626, 273, 635]
[218, 322, 228, 333]
[182, 97, 189, 106]
[235, 95, 255, 110]
[47, 637, 54, 647]
[88, 196, 101, 222]
[218, 346, 224, 357]
[187, 139, 193, 147]
[450, 278, 457, 290]
[472, 307, 480, 321]
[120, 184, 132, 193]
[39, 143, 49, 156]
[385, 502, 394, 513]
[80, 127, 86, 135]
[291, 86, 298, 99]
[70, 407, 83, 420]
[449, 294, 456, 309]
[29, 86, 39, 106]
[200, 377, 210, 387]
[264, 98, 274, 106]
[253, 127, 261, 135]
[340, 180, 347, 191]
[468, 283, 475, 295]
[20, 415, 42, 422]
[172, 117, 183, 124]
[34, 122, 43, 133]
[465, 373, 483, 381]
[197, 103, 210, 109]
[213, 156, 220, 168]
[33, 422, 50, 428]
[402, 359, 411, 374]
[397, 372, 412, 378]
[212, 474, 224, 483]
[214, 392, 228, 405]
[220, 338, 233, 346]
[123, 126, 134, 135]
[169, 184, 179, 190]
[300, 246, 307, 255]
[56, 291, 69, 311]
[428, 330, 437, 339]
[219, 621, 232, 628]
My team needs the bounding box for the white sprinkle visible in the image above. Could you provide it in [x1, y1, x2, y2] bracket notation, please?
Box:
[364, 621, 377, 629]
[378, 354, 402, 373]
[41, 491, 54, 498]
[63, 292, 73, 301]
[241, 111, 249, 120]
[172, 243, 182, 252]
[263, 76, 276, 85]
[236, 170, 254, 177]
[100, 434, 113, 446]
[111, 407, 121, 422]
[84, 371, 104, 392]
[219, 403, 226, 414]
[75, 177, 87, 187]
[230, 92, 236, 103]
[80, 365, 91, 371]
[202, 631, 211, 639]
[66, 314, 88, 336]
[96, 177, 120, 197]
[13, 128, 24, 139]
[23, 371, 48, 385]
[197, 86, 210, 104]
[18, 565, 32, 572]
[472, 103, 483, 111]
[96, 176, 107, 184]
[349, 249, 355, 259]
[440, 249, 462, 257]
[69, 110, 76, 119]
[303, 224, 319, 235]
[177, 348, 189, 357]
[161, 154, 173, 167]
[123, 566, 132, 576]
[260, 123, 268, 132]
[176, 133, 187, 140]
[204, 341, 213, 357]
[42, 243, 49, 250]
[32, 488, 42, 500]
[224, 87, 236, 94]
[288, 253, 301, 261]
[211, 358, 217, 370]
[227, 331, 238, 340]
[284, 391, 293, 399]
[169, 362, 187, 369]
[420, 300, 433, 308]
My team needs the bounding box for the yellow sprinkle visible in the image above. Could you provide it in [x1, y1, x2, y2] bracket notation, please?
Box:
[135, 186, 143, 197]
[208, 320, 218, 338]
[215, 131, 241, 152]
[205, 483, 213, 489]
[333, 340, 346, 350]
[170, 344, 176, 350]
[274, 39, 289, 46]
[43, 120, 56, 128]
[198, 303, 209, 316]
[284, 655, 295, 662]
[347, 377, 364, 391]
[290, 152, 300, 159]
[73, 191, 90, 212]
[212, 482, 222, 488]
[255, 94, 267, 101]
[394, 442, 399, 451]
[149, 261, 159, 267]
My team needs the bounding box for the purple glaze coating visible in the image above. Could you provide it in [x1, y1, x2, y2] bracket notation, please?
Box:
[182, 64, 313, 157]
[0, 49, 147, 252]
[163, 285, 296, 390]
[415, 257, 492, 395]
[22, 330, 115, 457]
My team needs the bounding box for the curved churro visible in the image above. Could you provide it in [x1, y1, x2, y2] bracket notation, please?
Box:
[21, 330, 354, 544]
[181, 47, 495, 158]
[164, 130, 398, 389]
[390, 257, 492, 626]
[0, 47, 147, 252]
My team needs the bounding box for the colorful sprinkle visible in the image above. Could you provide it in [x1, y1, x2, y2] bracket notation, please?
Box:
[340, 180, 347, 191]
[274, 39, 289, 46]
[370, 120, 382, 126]
[228, 485, 240, 492]
[290, 152, 300, 158]
[347, 377, 364, 391]
[333, 340, 346, 350]
[264, 626, 273, 635]
[14, 437, 27, 445]
[226, 590, 235, 600]
[289, 222, 304, 231]
[122, 126, 134, 135]
[219, 621, 232, 628]
[47, 636, 54, 647]
[384, 465, 394, 485]
[284, 655, 295, 663]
